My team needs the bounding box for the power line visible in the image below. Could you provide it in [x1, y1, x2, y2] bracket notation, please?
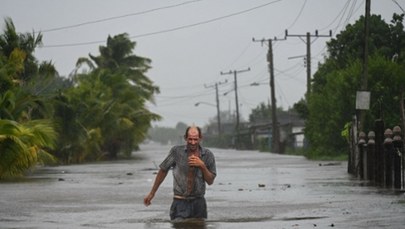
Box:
[342, 0, 360, 30]
[42, 0, 284, 48]
[333, 0, 364, 33]
[40, 0, 203, 33]
[392, 0, 405, 13]
[157, 82, 207, 91]
[275, 65, 306, 83]
[156, 90, 213, 100]
[225, 41, 253, 70]
[275, 79, 291, 108]
[285, 0, 307, 30]
[318, 0, 358, 33]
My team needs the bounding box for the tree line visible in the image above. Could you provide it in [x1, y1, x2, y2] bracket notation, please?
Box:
[248, 13, 405, 159]
[0, 18, 160, 178]
[301, 13, 405, 158]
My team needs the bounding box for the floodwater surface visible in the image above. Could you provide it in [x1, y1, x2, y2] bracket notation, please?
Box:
[1, 143, 404, 228]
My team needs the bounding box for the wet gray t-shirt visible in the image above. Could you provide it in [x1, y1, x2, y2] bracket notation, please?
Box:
[159, 145, 216, 197]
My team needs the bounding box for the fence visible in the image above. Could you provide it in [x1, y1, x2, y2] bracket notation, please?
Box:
[349, 119, 405, 189]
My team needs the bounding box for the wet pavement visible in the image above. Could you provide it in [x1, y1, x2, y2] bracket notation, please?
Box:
[1, 143, 404, 229]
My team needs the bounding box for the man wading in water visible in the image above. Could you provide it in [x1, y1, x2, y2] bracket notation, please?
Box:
[144, 126, 217, 221]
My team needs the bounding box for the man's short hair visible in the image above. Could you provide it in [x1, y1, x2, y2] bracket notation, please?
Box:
[184, 126, 202, 139]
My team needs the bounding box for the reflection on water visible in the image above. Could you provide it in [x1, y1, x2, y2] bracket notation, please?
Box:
[171, 219, 208, 229]
[144, 219, 215, 229]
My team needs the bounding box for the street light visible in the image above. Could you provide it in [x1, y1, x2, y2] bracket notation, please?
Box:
[195, 102, 215, 107]
[195, 101, 221, 135]
[223, 89, 234, 96]
[250, 82, 269, 86]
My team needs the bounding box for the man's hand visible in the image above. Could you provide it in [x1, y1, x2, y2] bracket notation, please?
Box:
[188, 155, 204, 168]
[143, 169, 168, 207]
[189, 155, 215, 185]
[144, 192, 154, 206]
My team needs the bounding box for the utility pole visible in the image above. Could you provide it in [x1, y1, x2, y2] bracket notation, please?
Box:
[285, 30, 332, 101]
[204, 80, 227, 135]
[362, 0, 370, 91]
[358, 0, 371, 131]
[252, 37, 285, 154]
[220, 67, 250, 148]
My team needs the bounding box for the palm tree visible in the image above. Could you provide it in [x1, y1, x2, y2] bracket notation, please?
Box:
[0, 119, 57, 179]
[0, 17, 44, 82]
[71, 33, 160, 159]
[76, 33, 159, 98]
[0, 18, 61, 176]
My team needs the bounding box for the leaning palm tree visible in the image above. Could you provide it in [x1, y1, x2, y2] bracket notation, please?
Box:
[0, 119, 57, 179]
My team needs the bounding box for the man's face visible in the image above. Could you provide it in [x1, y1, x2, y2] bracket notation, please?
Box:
[186, 128, 201, 151]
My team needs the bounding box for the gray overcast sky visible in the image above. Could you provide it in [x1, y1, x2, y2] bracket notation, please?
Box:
[1, 0, 402, 128]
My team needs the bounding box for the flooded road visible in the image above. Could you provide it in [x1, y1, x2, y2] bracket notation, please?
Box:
[1, 143, 404, 228]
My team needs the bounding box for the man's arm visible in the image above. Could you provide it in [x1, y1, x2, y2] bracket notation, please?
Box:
[199, 163, 215, 185]
[143, 169, 168, 206]
[188, 155, 216, 185]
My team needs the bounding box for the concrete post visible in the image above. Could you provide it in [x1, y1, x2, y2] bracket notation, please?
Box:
[374, 120, 385, 186]
[384, 129, 393, 188]
[392, 126, 402, 189]
[367, 131, 375, 181]
[358, 131, 367, 179]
